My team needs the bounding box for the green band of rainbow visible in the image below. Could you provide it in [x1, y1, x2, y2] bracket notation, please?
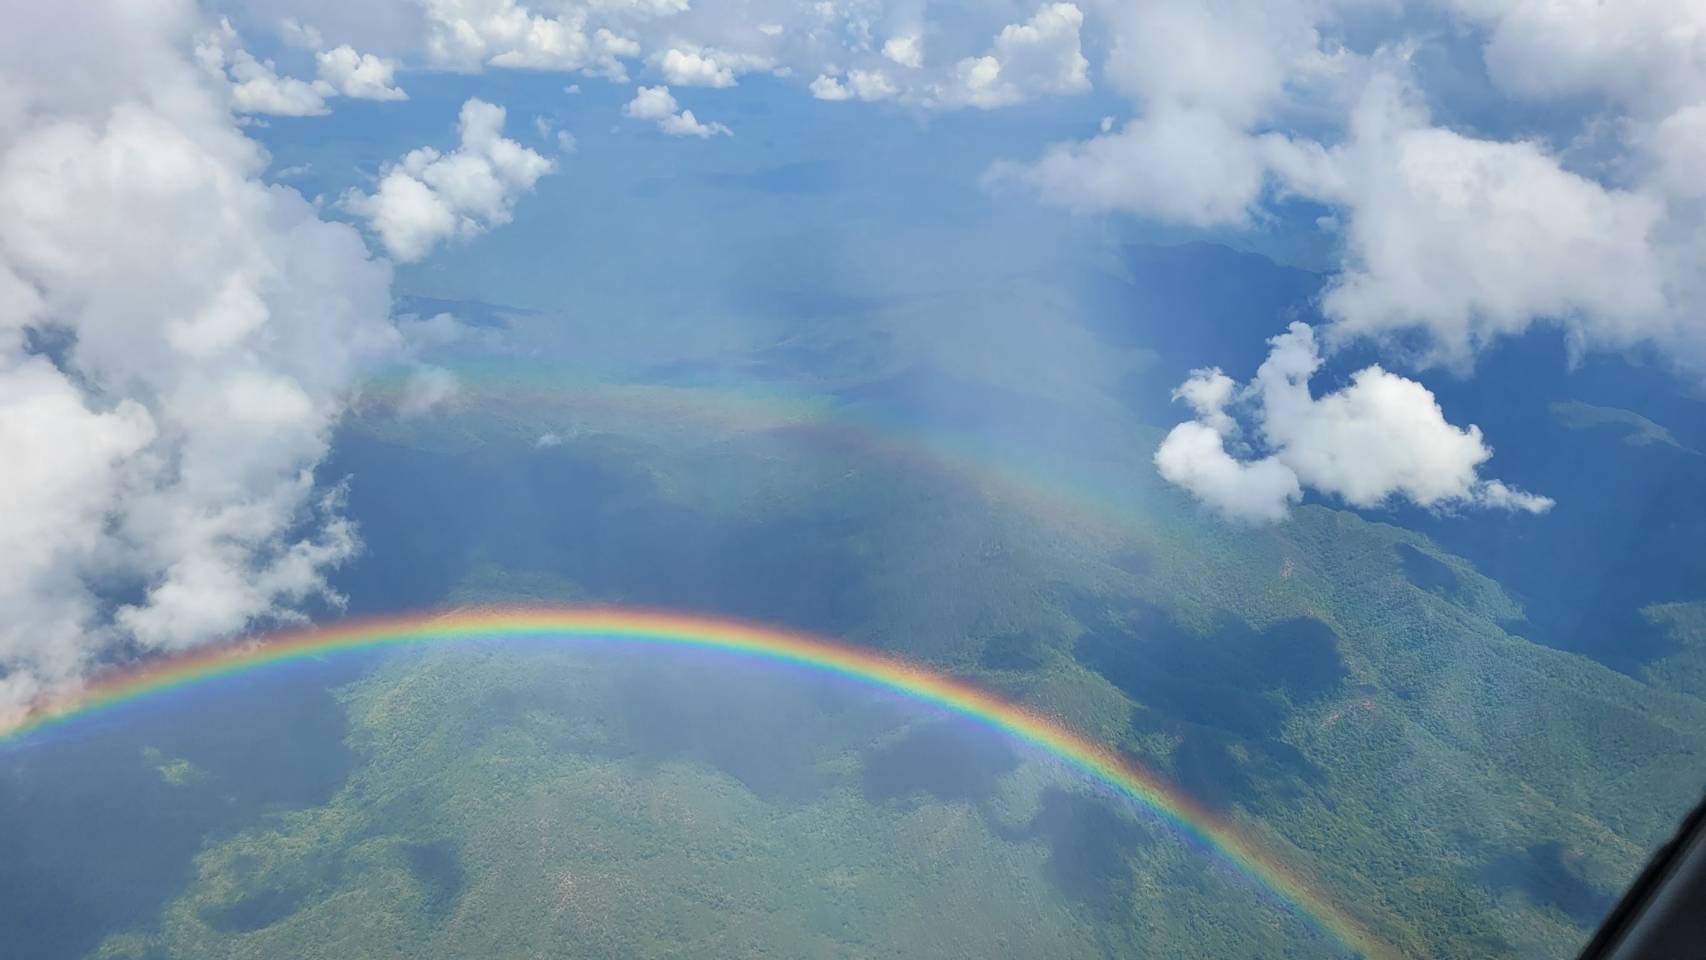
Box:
[1, 605, 1386, 958]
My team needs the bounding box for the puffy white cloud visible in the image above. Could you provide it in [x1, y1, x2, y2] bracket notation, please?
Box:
[983, 0, 1706, 535]
[946, 56, 1005, 108]
[992, 105, 1278, 226]
[806, 4, 1094, 110]
[990, 3, 1091, 94]
[197, 19, 408, 114]
[1448, 0, 1706, 118]
[812, 68, 898, 102]
[0, 360, 158, 664]
[0, 0, 403, 717]
[653, 43, 775, 88]
[224, 0, 1105, 118]
[1171, 366, 1239, 436]
[1155, 420, 1303, 524]
[1304, 81, 1673, 366]
[1250, 324, 1529, 510]
[882, 33, 923, 69]
[624, 84, 732, 137]
[316, 45, 408, 100]
[420, 0, 639, 78]
[1100, 0, 1345, 125]
[1645, 104, 1706, 200]
[809, 74, 852, 101]
[847, 69, 898, 101]
[1440, 3, 1706, 366]
[1156, 324, 1551, 522]
[939, 3, 1090, 109]
[975, 0, 1706, 515]
[591, 0, 691, 17]
[999, 0, 1352, 223]
[656, 47, 737, 87]
[1006, 0, 1706, 374]
[196, 18, 331, 116]
[343, 98, 556, 261]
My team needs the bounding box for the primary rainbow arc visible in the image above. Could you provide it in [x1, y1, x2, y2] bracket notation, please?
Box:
[0, 604, 1388, 959]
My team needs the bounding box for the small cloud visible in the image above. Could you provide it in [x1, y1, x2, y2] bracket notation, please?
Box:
[624, 85, 732, 138]
[316, 45, 407, 101]
[810, 70, 896, 102]
[810, 74, 851, 101]
[657, 48, 737, 87]
[196, 19, 330, 116]
[883, 34, 924, 69]
[938, 3, 1091, 109]
[278, 18, 323, 50]
[535, 432, 565, 448]
[342, 98, 555, 261]
[535, 116, 578, 155]
[1478, 480, 1556, 515]
[199, 20, 406, 113]
[849, 69, 897, 101]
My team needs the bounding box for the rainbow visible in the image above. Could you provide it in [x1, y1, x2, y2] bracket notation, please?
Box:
[357, 367, 1163, 543]
[0, 605, 1387, 958]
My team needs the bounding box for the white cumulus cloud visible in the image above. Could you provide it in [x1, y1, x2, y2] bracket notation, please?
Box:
[809, 74, 852, 101]
[420, 0, 639, 79]
[316, 45, 408, 100]
[196, 18, 332, 116]
[1005, 1, 1706, 372]
[239, 0, 1110, 117]
[1285, 77, 1676, 368]
[981, 0, 1706, 515]
[811, 69, 898, 102]
[0, 0, 403, 719]
[624, 84, 732, 137]
[1156, 324, 1551, 523]
[993, 105, 1276, 227]
[1155, 419, 1303, 524]
[1449, 0, 1706, 118]
[343, 98, 556, 262]
[195, 19, 408, 114]
[938, 3, 1090, 109]
[882, 33, 923, 69]
[655, 47, 737, 87]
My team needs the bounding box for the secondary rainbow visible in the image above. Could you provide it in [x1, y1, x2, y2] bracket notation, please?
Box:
[358, 370, 1143, 539]
[1, 605, 1388, 958]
